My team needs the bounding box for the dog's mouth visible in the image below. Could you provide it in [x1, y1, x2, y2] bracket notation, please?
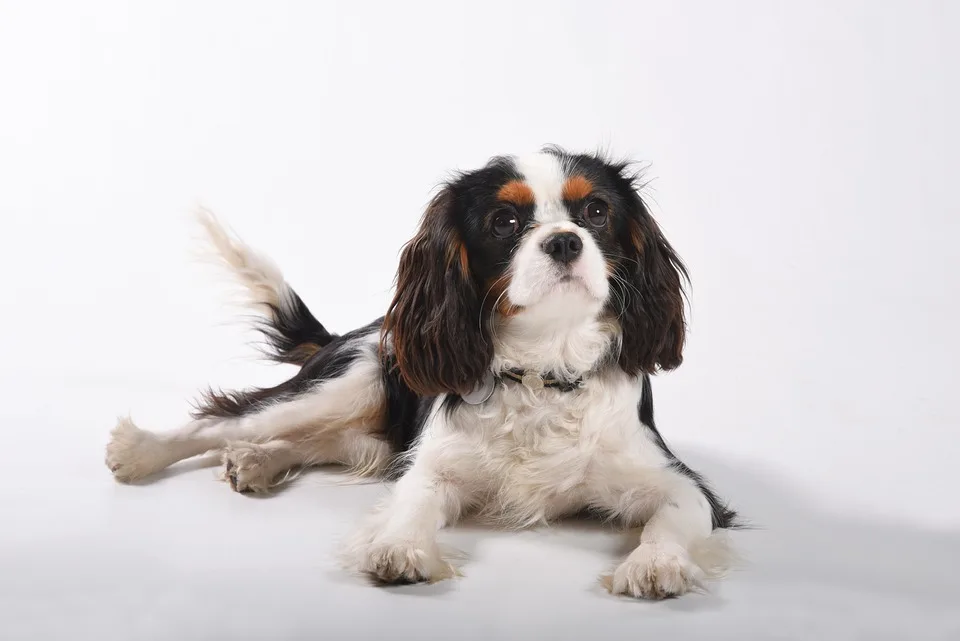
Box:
[553, 273, 598, 298]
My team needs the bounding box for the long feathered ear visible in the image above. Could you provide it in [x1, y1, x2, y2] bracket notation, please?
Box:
[616, 190, 688, 375]
[381, 188, 492, 396]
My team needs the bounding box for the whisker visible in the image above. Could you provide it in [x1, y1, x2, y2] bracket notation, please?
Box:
[480, 272, 512, 344]
[487, 290, 510, 347]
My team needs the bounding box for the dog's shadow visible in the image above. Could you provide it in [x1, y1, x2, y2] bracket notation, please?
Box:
[693, 450, 960, 605]
[438, 450, 960, 605]
[144, 448, 960, 604]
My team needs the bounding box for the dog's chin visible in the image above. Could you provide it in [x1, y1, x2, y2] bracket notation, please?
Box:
[515, 276, 607, 324]
[556, 275, 596, 296]
[554, 270, 610, 301]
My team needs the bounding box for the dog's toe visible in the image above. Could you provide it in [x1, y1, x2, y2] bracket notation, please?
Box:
[221, 443, 274, 494]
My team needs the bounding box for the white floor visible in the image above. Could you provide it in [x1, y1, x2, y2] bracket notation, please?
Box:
[2, 375, 958, 641]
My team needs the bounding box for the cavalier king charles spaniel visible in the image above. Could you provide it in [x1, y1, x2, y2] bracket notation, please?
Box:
[106, 146, 738, 599]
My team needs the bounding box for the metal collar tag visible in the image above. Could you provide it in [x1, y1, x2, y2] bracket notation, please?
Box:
[461, 371, 496, 405]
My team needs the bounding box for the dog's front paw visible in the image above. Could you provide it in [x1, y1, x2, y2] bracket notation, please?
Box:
[358, 540, 455, 585]
[603, 542, 703, 600]
[221, 442, 275, 493]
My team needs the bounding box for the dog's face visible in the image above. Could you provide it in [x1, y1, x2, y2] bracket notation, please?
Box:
[383, 147, 687, 396]
[465, 153, 614, 315]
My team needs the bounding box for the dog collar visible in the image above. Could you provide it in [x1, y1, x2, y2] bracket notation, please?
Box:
[499, 368, 584, 392]
[460, 368, 585, 405]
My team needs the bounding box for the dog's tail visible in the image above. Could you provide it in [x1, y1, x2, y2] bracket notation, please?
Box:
[195, 207, 335, 366]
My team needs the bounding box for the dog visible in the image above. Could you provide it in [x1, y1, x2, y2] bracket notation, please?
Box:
[106, 146, 738, 599]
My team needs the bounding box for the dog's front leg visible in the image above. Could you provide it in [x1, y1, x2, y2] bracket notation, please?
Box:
[346, 401, 475, 585]
[606, 475, 715, 599]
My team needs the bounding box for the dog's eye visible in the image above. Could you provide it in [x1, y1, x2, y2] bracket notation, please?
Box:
[492, 209, 520, 238]
[583, 199, 608, 227]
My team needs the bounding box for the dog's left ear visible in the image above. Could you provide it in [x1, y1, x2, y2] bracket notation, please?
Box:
[381, 188, 492, 396]
[615, 189, 688, 375]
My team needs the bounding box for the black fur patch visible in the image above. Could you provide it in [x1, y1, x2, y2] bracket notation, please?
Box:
[191, 322, 374, 419]
[639, 374, 739, 530]
[191, 383, 291, 420]
[381, 394, 465, 478]
[380, 353, 427, 461]
[257, 288, 336, 365]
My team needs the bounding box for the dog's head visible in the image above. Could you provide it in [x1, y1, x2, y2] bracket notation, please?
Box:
[382, 147, 687, 396]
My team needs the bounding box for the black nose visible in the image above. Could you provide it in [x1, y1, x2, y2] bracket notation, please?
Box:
[541, 232, 583, 264]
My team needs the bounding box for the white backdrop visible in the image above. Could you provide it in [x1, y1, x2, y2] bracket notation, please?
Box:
[1, 2, 958, 639]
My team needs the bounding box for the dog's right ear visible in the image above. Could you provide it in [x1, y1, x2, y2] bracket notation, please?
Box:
[614, 187, 688, 375]
[381, 188, 492, 396]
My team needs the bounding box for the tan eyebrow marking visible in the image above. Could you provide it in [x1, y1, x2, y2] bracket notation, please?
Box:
[562, 175, 593, 201]
[497, 180, 536, 206]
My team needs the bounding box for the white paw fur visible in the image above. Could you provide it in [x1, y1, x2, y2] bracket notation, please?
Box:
[342, 513, 457, 585]
[221, 442, 277, 493]
[105, 416, 167, 482]
[603, 541, 704, 600]
[357, 539, 456, 585]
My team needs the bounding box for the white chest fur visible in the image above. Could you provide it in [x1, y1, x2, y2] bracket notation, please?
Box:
[442, 371, 672, 526]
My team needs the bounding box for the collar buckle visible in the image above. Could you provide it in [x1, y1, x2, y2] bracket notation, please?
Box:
[520, 371, 545, 391]
[500, 368, 583, 393]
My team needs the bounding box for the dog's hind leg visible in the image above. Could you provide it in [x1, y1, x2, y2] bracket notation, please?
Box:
[105, 414, 240, 482]
[220, 427, 390, 493]
[106, 337, 391, 486]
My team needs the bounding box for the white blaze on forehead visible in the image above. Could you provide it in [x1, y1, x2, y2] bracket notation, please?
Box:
[513, 153, 568, 223]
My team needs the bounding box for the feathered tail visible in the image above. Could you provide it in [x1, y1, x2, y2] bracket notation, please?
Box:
[195, 207, 335, 365]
